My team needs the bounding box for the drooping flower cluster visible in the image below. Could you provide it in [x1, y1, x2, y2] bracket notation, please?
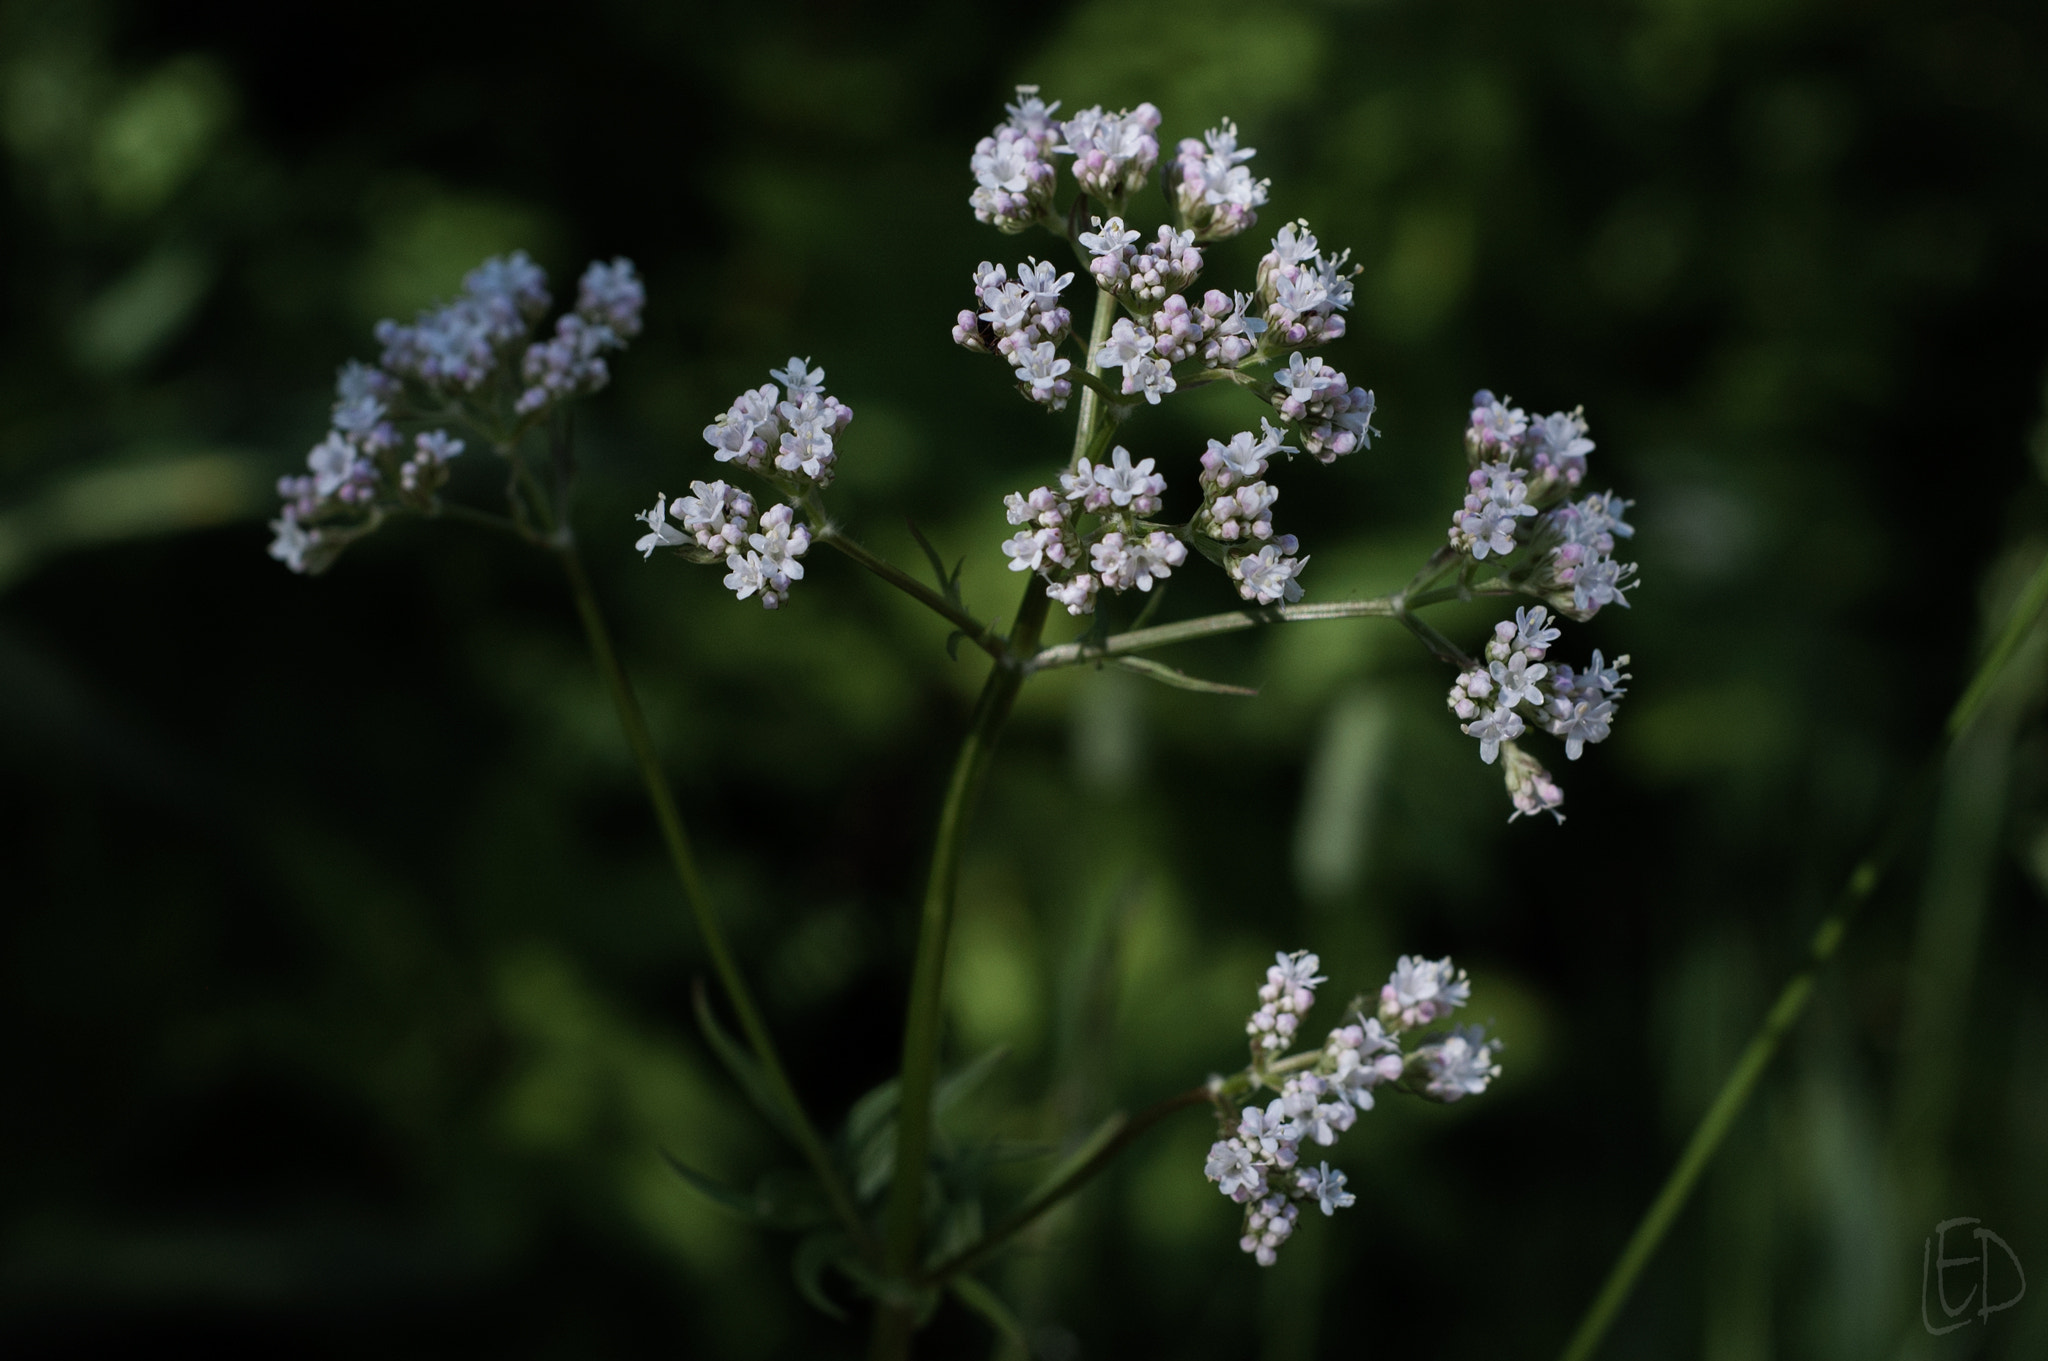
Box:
[954, 87, 1377, 617]
[1449, 392, 1637, 619]
[1445, 604, 1629, 820]
[268, 253, 643, 575]
[1205, 951, 1500, 1266]
[634, 359, 849, 609]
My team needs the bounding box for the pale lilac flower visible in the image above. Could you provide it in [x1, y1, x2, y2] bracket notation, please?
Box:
[673, 479, 756, 555]
[1297, 1162, 1355, 1216]
[576, 258, 644, 338]
[1206, 1140, 1266, 1202]
[1490, 651, 1548, 708]
[1011, 341, 1072, 410]
[1175, 119, 1270, 240]
[1231, 541, 1308, 606]
[1380, 956, 1472, 1030]
[1056, 102, 1162, 199]
[1461, 704, 1524, 764]
[1420, 1026, 1502, 1102]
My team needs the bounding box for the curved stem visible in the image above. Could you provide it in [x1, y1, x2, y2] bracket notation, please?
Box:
[555, 538, 872, 1255]
[921, 1085, 1212, 1286]
[817, 527, 1008, 663]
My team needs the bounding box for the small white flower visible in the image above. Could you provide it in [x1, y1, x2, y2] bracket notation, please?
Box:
[770, 356, 825, 397]
[1205, 1140, 1265, 1202]
[634, 494, 691, 559]
[1423, 1025, 1502, 1102]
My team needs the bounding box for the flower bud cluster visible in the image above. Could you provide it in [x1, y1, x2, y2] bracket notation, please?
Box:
[1194, 421, 1312, 606]
[269, 253, 640, 576]
[1174, 120, 1270, 241]
[1056, 101, 1162, 200]
[1255, 221, 1355, 351]
[1205, 951, 1500, 1267]
[702, 358, 854, 487]
[1270, 352, 1378, 461]
[1001, 446, 1186, 615]
[514, 258, 646, 416]
[1446, 605, 1630, 810]
[954, 260, 1077, 412]
[970, 87, 1061, 232]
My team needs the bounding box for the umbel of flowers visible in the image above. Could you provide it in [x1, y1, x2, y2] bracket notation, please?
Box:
[267, 254, 645, 574]
[638, 85, 1377, 619]
[1204, 951, 1501, 1265]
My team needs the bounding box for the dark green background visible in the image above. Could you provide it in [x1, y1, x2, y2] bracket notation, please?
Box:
[2, 0, 2044, 1356]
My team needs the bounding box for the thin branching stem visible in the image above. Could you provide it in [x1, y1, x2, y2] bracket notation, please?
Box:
[817, 526, 1008, 663]
[1026, 597, 1405, 671]
[555, 538, 874, 1255]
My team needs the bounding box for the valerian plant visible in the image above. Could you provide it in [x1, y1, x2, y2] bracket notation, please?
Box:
[265, 84, 1639, 1357]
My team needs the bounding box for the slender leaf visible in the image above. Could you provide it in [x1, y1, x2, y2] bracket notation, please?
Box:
[661, 1150, 767, 1223]
[691, 980, 797, 1142]
[1108, 654, 1258, 696]
[792, 1231, 850, 1320]
[905, 519, 965, 605]
[950, 1275, 1028, 1349]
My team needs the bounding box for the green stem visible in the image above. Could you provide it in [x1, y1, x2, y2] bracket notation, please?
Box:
[816, 526, 1008, 663]
[1556, 858, 1883, 1361]
[870, 286, 1120, 1360]
[555, 539, 872, 1256]
[1557, 544, 2048, 1361]
[1026, 597, 1404, 672]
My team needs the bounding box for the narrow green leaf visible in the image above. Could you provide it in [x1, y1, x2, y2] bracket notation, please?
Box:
[691, 980, 796, 1142]
[935, 1046, 1008, 1116]
[1108, 654, 1258, 697]
[661, 1150, 767, 1223]
[950, 1275, 1028, 1348]
[905, 520, 964, 605]
[1018, 1110, 1127, 1207]
[945, 628, 966, 662]
[791, 1232, 850, 1320]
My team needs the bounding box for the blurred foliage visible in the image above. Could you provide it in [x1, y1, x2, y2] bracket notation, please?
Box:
[2, 0, 2046, 1356]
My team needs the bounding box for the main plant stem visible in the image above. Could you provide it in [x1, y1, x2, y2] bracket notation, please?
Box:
[870, 286, 1119, 1359]
[556, 538, 870, 1252]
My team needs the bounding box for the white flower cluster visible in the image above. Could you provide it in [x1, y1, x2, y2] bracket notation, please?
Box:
[1173, 120, 1270, 241]
[1056, 101, 1163, 201]
[1254, 221, 1356, 350]
[970, 87, 1061, 232]
[1270, 351, 1378, 462]
[1450, 392, 1637, 619]
[701, 358, 853, 487]
[1000, 446, 1186, 615]
[270, 253, 641, 576]
[634, 358, 850, 609]
[956, 89, 1377, 613]
[1205, 951, 1501, 1266]
[953, 259, 1076, 411]
[1446, 605, 1629, 819]
[1195, 421, 1310, 606]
